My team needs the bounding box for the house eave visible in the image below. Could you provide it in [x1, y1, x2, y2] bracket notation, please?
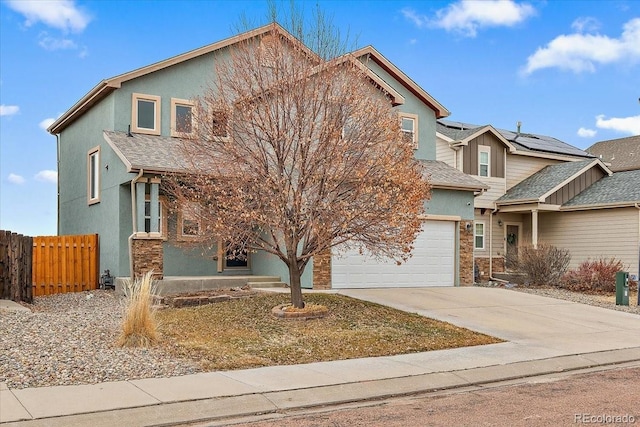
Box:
[48, 81, 119, 134]
[352, 45, 450, 118]
[432, 183, 488, 192]
[560, 201, 640, 211]
[49, 23, 312, 134]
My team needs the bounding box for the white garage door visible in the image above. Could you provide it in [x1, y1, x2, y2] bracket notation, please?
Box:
[331, 221, 456, 288]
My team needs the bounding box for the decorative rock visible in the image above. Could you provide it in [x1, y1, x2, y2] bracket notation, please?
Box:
[271, 304, 329, 320]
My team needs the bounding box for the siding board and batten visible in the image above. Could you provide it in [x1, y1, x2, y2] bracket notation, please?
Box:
[462, 133, 505, 178]
[545, 168, 605, 205]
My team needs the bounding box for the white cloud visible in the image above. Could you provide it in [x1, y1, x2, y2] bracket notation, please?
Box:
[5, 0, 91, 33]
[401, 8, 428, 28]
[0, 105, 20, 116]
[38, 33, 77, 51]
[571, 17, 601, 33]
[39, 118, 56, 130]
[34, 170, 58, 184]
[523, 18, 640, 74]
[404, 0, 535, 37]
[8, 173, 25, 184]
[595, 114, 640, 135]
[577, 127, 597, 138]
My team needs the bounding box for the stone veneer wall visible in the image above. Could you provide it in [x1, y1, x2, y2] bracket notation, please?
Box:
[312, 250, 332, 290]
[132, 238, 164, 280]
[459, 222, 475, 285]
[475, 256, 505, 282]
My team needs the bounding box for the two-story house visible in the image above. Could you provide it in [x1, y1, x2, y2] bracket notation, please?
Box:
[437, 120, 640, 281]
[47, 24, 486, 291]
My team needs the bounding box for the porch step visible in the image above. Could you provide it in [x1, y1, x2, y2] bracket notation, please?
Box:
[116, 275, 284, 296]
[248, 281, 288, 288]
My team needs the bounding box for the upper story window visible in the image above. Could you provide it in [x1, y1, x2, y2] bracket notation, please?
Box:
[132, 93, 161, 135]
[171, 98, 194, 137]
[478, 146, 490, 177]
[474, 221, 485, 250]
[212, 109, 229, 139]
[87, 146, 100, 205]
[399, 113, 419, 149]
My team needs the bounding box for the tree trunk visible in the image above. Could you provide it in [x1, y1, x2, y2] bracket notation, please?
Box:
[288, 259, 305, 308]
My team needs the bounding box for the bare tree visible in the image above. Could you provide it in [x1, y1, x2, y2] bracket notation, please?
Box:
[164, 16, 430, 308]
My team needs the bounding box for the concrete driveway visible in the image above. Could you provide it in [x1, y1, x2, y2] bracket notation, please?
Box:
[339, 286, 640, 359]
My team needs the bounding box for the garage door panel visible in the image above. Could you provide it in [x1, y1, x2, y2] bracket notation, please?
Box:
[331, 221, 455, 288]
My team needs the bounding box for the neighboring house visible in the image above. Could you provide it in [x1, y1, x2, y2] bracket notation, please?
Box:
[586, 135, 640, 172]
[48, 24, 485, 290]
[436, 120, 640, 280]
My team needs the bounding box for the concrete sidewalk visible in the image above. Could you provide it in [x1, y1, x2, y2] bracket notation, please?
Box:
[2, 287, 639, 426]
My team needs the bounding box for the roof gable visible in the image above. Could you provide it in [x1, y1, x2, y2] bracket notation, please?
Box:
[48, 23, 314, 134]
[562, 169, 640, 208]
[353, 46, 450, 119]
[497, 158, 611, 204]
[437, 121, 516, 152]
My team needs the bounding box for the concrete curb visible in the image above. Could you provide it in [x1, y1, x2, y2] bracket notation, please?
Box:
[2, 348, 639, 427]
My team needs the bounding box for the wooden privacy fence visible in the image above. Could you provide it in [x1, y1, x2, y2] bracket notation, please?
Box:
[32, 234, 99, 296]
[0, 230, 33, 303]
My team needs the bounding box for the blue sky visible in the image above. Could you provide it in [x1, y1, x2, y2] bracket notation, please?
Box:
[1, 0, 639, 236]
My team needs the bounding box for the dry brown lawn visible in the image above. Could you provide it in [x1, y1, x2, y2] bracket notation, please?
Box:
[156, 293, 502, 371]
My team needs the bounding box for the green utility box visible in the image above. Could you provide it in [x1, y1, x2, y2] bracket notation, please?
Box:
[615, 271, 629, 306]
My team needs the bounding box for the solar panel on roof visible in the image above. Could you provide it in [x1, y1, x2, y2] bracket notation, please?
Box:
[437, 119, 591, 158]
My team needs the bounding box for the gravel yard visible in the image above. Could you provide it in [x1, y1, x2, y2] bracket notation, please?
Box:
[1, 286, 637, 390]
[0, 291, 200, 389]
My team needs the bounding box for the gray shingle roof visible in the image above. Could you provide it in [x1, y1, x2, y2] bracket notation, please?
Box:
[438, 119, 592, 158]
[497, 159, 596, 203]
[421, 160, 488, 191]
[563, 169, 640, 207]
[436, 121, 485, 141]
[104, 131, 193, 173]
[586, 135, 640, 172]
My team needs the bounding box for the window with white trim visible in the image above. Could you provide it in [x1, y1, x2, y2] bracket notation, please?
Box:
[132, 93, 161, 135]
[171, 98, 194, 137]
[474, 221, 485, 250]
[144, 195, 167, 238]
[478, 146, 490, 177]
[178, 202, 201, 239]
[399, 113, 419, 149]
[87, 146, 100, 205]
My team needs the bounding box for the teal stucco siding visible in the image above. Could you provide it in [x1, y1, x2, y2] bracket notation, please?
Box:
[251, 250, 313, 289]
[361, 61, 438, 161]
[425, 189, 475, 220]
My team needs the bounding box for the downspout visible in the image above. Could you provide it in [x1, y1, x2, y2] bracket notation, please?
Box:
[489, 206, 508, 284]
[128, 169, 144, 281]
[55, 134, 61, 236]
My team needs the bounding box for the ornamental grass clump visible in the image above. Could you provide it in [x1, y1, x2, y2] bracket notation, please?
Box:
[118, 271, 158, 348]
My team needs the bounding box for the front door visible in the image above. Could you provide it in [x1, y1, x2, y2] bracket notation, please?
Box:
[225, 248, 249, 268]
[505, 224, 520, 270]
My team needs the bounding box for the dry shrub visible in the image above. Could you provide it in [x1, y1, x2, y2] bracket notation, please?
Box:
[507, 244, 571, 286]
[118, 271, 158, 348]
[562, 258, 625, 293]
